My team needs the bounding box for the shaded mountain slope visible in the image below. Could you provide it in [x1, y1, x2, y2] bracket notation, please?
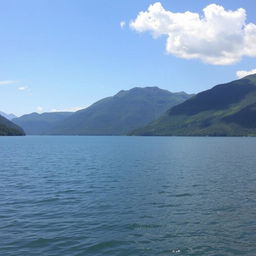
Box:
[0, 111, 17, 120]
[0, 115, 25, 136]
[49, 87, 193, 135]
[131, 74, 256, 136]
[12, 112, 73, 135]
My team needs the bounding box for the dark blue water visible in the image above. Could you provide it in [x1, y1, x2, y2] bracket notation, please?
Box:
[0, 136, 256, 256]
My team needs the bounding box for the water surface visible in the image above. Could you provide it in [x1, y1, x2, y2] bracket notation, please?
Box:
[0, 136, 255, 256]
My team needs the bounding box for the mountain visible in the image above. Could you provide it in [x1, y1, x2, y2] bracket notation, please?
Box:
[131, 74, 256, 136]
[12, 112, 73, 135]
[0, 111, 17, 120]
[0, 115, 25, 136]
[49, 87, 193, 135]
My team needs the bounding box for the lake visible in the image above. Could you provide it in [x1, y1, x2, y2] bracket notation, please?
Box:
[0, 136, 255, 256]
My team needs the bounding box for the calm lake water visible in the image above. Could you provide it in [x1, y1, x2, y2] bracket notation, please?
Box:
[0, 136, 255, 256]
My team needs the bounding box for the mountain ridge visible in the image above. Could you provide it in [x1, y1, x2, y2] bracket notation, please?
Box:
[0, 115, 25, 136]
[48, 87, 193, 135]
[131, 75, 256, 136]
[12, 112, 73, 135]
[0, 111, 17, 120]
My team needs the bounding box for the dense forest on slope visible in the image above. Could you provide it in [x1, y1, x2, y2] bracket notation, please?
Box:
[131, 75, 256, 136]
[0, 115, 25, 136]
[48, 87, 193, 135]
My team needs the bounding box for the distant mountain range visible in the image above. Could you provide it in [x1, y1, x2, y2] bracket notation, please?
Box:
[12, 112, 73, 135]
[131, 74, 256, 136]
[48, 87, 193, 135]
[0, 115, 25, 136]
[0, 111, 17, 120]
[8, 75, 256, 137]
[13, 87, 193, 135]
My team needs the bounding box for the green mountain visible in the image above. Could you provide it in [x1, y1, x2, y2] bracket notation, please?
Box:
[12, 112, 73, 135]
[49, 87, 193, 135]
[0, 115, 25, 136]
[131, 74, 256, 136]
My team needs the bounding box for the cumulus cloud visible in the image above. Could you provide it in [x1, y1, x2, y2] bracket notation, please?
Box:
[0, 80, 18, 85]
[236, 68, 256, 78]
[130, 2, 256, 65]
[50, 106, 84, 112]
[18, 86, 29, 91]
[120, 21, 126, 29]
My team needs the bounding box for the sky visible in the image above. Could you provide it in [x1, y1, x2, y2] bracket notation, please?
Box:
[0, 0, 256, 116]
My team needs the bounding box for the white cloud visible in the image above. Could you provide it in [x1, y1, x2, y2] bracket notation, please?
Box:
[130, 2, 256, 65]
[50, 106, 85, 113]
[0, 80, 18, 85]
[120, 21, 126, 29]
[36, 106, 43, 113]
[236, 68, 256, 79]
[18, 86, 29, 91]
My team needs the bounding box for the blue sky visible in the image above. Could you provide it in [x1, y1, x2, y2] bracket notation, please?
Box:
[0, 0, 256, 116]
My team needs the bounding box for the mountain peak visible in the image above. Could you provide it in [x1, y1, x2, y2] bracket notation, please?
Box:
[47, 87, 192, 135]
[114, 87, 166, 99]
[0, 111, 17, 120]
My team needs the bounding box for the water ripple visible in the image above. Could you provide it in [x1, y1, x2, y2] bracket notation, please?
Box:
[0, 136, 256, 256]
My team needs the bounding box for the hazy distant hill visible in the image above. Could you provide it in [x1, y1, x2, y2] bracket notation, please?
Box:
[0, 111, 17, 120]
[13, 112, 73, 135]
[49, 87, 193, 135]
[131, 74, 256, 136]
[0, 115, 25, 136]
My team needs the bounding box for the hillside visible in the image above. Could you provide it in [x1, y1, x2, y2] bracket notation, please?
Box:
[12, 112, 73, 135]
[49, 87, 193, 135]
[0, 115, 25, 136]
[0, 111, 17, 120]
[131, 74, 256, 136]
